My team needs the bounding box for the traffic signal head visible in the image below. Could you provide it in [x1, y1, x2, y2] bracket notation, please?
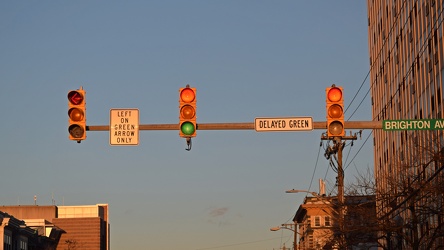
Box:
[179, 86, 196, 137]
[326, 85, 344, 137]
[68, 88, 86, 142]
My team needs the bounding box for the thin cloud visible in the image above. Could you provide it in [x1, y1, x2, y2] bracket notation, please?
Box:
[209, 207, 229, 217]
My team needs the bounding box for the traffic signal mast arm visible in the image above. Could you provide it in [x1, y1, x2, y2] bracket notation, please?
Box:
[86, 121, 382, 131]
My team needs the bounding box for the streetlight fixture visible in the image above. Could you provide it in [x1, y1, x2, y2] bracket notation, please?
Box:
[270, 223, 297, 250]
[285, 189, 320, 197]
[286, 188, 336, 214]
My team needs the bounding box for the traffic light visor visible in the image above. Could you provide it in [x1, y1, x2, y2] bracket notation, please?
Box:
[180, 88, 196, 103]
[327, 87, 342, 102]
[68, 91, 84, 105]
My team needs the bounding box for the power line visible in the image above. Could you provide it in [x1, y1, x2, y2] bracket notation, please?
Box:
[195, 236, 290, 250]
[340, 0, 443, 176]
[306, 141, 324, 196]
[345, 0, 408, 119]
[368, 0, 444, 122]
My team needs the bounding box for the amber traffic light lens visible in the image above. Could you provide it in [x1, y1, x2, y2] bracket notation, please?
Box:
[180, 88, 195, 103]
[328, 104, 343, 119]
[327, 87, 342, 102]
[68, 108, 84, 122]
[180, 105, 195, 119]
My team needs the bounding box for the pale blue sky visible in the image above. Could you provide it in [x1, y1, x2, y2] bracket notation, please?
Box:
[0, 1, 372, 249]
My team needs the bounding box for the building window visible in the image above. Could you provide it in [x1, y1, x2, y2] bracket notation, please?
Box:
[308, 234, 314, 248]
[4, 235, 12, 250]
[314, 216, 321, 227]
[325, 216, 331, 227]
[20, 240, 27, 250]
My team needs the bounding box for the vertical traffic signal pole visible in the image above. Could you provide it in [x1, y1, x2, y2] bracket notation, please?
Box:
[179, 85, 197, 151]
[68, 87, 87, 143]
[323, 85, 357, 247]
[325, 85, 345, 200]
[325, 84, 346, 213]
[337, 137, 345, 241]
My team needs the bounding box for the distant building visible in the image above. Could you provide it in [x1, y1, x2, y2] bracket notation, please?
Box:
[293, 195, 377, 249]
[0, 211, 63, 250]
[294, 195, 335, 249]
[0, 204, 109, 250]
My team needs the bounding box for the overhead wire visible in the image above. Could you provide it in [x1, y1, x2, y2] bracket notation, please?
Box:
[370, 2, 444, 122]
[348, 0, 444, 124]
[341, 0, 409, 171]
[308, 1, 409, 194]
[357, 0, 443, 129]
[342, 0, 444, 176]
[344, 131, 373, 171]
[283, 2, 444, 237]
[195, 236, 292, 250]
[288, 0, 444, 226]
[282, 140, 324, 227]
[305, 141, 324, 195]
[345, 0, 408, 120]
[307, 2, 409, 197]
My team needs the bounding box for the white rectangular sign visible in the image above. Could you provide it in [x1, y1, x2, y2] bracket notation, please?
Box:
[110, 109, 139, 145]
[255, 117, 313, 132]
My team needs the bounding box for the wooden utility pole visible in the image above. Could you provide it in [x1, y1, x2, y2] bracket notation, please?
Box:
[321, 134, 357, 247]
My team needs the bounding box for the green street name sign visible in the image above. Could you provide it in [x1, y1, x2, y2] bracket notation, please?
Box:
[383, 119, 444, 131]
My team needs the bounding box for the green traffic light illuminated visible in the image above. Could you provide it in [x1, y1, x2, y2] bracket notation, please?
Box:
[180, 122, 196, 135]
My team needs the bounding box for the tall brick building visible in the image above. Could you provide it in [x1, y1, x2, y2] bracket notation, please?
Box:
[367, 0, 444, 248]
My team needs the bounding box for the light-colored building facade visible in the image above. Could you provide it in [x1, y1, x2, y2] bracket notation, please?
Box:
[367, 0, 444, 248]
[293, 195, 377, 250]
[294, 196, 335, 250]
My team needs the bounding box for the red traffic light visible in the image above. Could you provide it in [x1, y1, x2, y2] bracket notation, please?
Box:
[180, 88, 196, 103]
[68, 90, 84, 105]
[327, 87, 342, 102]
